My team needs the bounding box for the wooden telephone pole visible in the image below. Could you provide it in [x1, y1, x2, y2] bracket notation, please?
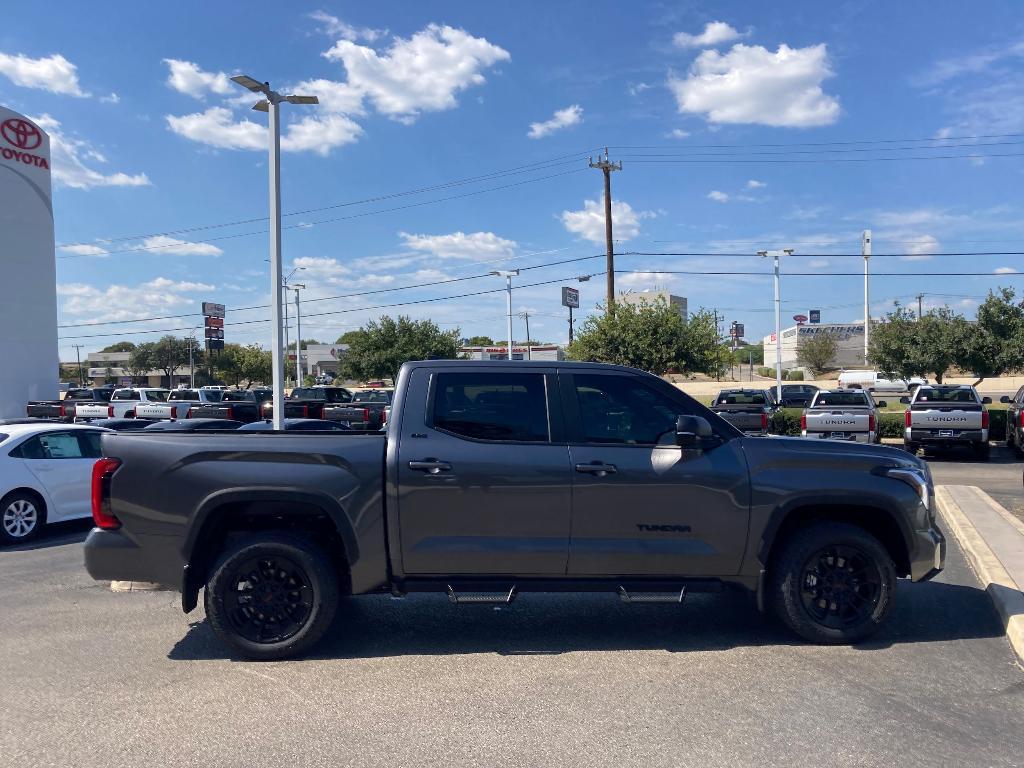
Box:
[589, 148, 622, 311]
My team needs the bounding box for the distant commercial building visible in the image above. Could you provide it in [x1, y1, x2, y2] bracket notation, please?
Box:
[460, 345, 564, 362]
[618, 290, 688, 320]
[304, 344, 348, 377]
[763, 323, 866, 370]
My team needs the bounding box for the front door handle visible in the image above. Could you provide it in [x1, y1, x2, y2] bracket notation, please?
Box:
[408, 459, 452, 474]
[575, 462, 617, 477]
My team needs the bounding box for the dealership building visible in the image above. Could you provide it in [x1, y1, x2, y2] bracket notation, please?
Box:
[763, 323, 867, 370]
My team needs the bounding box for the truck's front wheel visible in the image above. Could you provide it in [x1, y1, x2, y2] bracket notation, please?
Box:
[204, 532, 340, 660]
[770, 523, 895, 645]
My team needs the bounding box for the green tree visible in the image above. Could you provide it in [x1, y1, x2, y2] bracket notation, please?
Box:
[150, 335, 191, 385]
[100, 341, 136, 353]
[465, 335, 494, 346]
[797, 331, 839, 376]
[566, 298, 726, 376]
[956, 287, 1024, 384]
[126, 343, 155, 385]
[335, 330, 366, 345]
[870, 305, 963, 383]
[341, 315, 462, 381]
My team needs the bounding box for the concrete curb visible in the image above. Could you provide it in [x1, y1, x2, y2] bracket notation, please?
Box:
[936, 485, 1024, 665]
[110, 580, 168, 592]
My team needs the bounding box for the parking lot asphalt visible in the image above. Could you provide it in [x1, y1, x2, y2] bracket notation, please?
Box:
[2, 518, 1023, 768]
[925, 443, 1024, 521]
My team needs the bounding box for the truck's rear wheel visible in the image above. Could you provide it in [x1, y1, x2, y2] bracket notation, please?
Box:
[204, 532, 339, 660]
[770, 522, 895, 645]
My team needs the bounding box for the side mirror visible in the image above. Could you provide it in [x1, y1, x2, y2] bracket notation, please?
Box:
[982, 396, 992, 404]
[1000, 395, 1011, 404]
[676, 415, 713, 447]
[899, 396, 911, 405]
[876, 400, 887, 408]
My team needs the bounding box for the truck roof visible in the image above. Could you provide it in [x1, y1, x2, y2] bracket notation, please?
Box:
[400, 359, 661, 375]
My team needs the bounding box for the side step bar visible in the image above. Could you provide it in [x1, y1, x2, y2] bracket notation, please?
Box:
[447, 585, 518, 605]
[618, 586, 686, 604]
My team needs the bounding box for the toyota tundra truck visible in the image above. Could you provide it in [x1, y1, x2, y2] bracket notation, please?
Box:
[84, 360, 944, 660]
[135, 388, 225, 420]
[903, 385, 991, 460]
[709, 389, 776, 435]
[27, 386, 115, 422]
[801, 389, 883, 443]
[74, 388, 169, 421]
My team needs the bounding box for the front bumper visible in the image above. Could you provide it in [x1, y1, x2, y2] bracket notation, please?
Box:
[908, 525, 946, 582]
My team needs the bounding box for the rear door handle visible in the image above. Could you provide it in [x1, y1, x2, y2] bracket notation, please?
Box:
[575, 462, 617, 477]
[408, 460, 452, 474]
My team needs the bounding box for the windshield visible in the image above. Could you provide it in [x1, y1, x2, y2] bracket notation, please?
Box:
[353, 390, 392, 404]
[222, 391, 255, 402]
[145, 391, 169, 402]
[716, 392, 767, 405]
[813, 392, 870, 407]
[916, 388, 978, 403]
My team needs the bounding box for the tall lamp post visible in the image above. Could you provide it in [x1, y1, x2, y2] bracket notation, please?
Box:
[759, 248, 793, 403]
[490, 270, 519, 360]
[288, 283, 306, 384]
[862, 229, 871, 365]
[231, 74, 318, 431]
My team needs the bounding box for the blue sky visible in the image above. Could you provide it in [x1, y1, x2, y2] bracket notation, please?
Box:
[2, 1, 1024, 360]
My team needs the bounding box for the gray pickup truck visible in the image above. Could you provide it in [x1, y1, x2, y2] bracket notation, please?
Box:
[709, 389, 776, 435]
[903, 385, 991, 460]
[84, 360, 945, 660]
[801, 389, 883, 444]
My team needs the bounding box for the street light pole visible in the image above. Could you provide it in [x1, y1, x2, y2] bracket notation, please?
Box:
[862, 229, 872, 365]
[760, 249, 792, 403]
[291, 284, 305, 384]
[231, 74, 318, 431]
[491, 270, 519, 360]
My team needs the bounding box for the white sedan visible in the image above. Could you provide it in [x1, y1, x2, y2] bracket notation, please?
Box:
[0, 423, 109, 544]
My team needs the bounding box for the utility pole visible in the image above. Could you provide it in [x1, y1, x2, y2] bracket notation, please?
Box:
[491, 270, 519, 360]
[760, 249, 792, 403]
[291, 284, 305, 384]
[568, 306, 574, 345]
[916, 293, 924, 320]
[589, 148, 622, 311]
[517, 312, 532, 360]
[72, 344, 85, 386]
[862, 229, 871, 365]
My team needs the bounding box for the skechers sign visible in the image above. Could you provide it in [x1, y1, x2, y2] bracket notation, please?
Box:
[0, 118, 49, 169]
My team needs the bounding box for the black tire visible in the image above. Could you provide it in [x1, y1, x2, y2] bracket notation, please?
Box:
[204, 532, 340, 660]
[1010, 430, 1024, 459]
[770, 522, 896, 645]
[903, 441, 919, 455]
[0, 490, 46, 545]
[973, 441, 991, 462]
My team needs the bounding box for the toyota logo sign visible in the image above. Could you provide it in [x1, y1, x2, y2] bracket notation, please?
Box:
[1, 118, 42, 150]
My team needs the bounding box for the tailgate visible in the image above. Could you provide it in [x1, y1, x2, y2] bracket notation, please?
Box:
[324, 405, 371, 423]
[711, 408, 764, 430]
[910, 408, 983, 429]
[75, 403, 111, 418]
[136, 403, 176, 419]
[190, 404, 241, 420]
[26, 403, 64, 418]
[804, 410, 871, 433]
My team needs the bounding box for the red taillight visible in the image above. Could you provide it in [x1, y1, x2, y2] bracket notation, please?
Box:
[869, 414, 876, 432]
[761, 412, 769, 430]
[1019, 411, 1024, 428]
[107, 405, 115, 418]
[362, 408, 371, 422]
[224, 405, 233, 419]
[91, 458, 122, 530]
[800, 413, 807, 431]
[59, 403, 67, 418]
[905, 410, 912, 427]
[301, 405, 309, 418]
[982, 410, 990, 429]
[185, 408, 193, 419]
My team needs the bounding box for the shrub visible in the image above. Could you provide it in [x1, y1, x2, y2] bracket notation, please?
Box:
[877, 413, 904, 439]
[770, 408, 803, 436]
[757, 366, 774, 378]
[786, 369, 804, 381]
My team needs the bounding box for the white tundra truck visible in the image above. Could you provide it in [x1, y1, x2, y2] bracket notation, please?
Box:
[801, 389, 883, 443]
[135, 388, 225, 420]
[903, 385, 991, 460]
[74, 388, 169, 421]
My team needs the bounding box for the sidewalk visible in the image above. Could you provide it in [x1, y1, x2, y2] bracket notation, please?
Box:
[936, 485, 1024, 664]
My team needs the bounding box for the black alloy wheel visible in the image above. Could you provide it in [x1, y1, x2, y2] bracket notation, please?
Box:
[798, 545, 883, 631]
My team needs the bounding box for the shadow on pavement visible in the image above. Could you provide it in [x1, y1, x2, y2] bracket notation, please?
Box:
[168, 578, 1004, 662]
[923, 444, 1015, 464]
[1, 519, 91, 552]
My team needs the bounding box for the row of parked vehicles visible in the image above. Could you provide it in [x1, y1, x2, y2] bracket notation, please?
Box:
[25, 385, 394, 430]
[711, 383, 993, 459]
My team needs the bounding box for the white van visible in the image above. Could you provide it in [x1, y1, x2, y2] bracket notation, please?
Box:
[837, 370, 927, 393]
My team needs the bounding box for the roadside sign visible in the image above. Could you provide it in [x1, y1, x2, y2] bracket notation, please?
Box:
[207, 339, 224, 351]
[729, 322, 745, 338]
[561, 287, 580, 309]
[793, 314, 808, 325]
[202, 301, 225, 318]
[809, 309, 821, 324]
[204, 328, 224, 340]
[204, 316, 224, 329]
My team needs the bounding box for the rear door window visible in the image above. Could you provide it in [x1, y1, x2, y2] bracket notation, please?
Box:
[431, 372, 549, 442]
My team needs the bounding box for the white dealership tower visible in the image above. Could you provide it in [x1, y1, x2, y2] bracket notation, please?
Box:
[0, 106, 57, 417]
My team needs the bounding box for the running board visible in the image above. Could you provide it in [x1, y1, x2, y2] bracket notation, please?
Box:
[447, 585, 518, 605]
[618, 586, 686, 604]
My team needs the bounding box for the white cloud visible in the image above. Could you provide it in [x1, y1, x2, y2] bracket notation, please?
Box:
[324, 24, 509, 121]
[58, 277, 214, 321]
[399, 231, 517, 260]
[163, 59, 232, 97]
[900, 234, 941, 260]
[281, 114, 362, 155]
[309, 10, 385, 42]
[673, 21, 747, 49]
[0, 51, 85, 96]
[99, 92, 120, 104]
[527, 104, 583, 139]
[165, 106, 263, 150]
[618, 273, 678, 289]
[59, 244, 108, 257]
[916, 41, 1024, 87]
[708, 190, 730, 203]
[666, 128, 690, 139]
[668, 43, 840, 127]
[289, 77, 366, 115]
[141, 235, 223, 257]
[32, 115, 150, 190]
[292, 256, 351, 277]
[560, 198, 652, 244]
[808, 258, 829, 268]
[629, 82, 652, 96]
[994, 266, 1018, 274]
[746, 179, 766, 189]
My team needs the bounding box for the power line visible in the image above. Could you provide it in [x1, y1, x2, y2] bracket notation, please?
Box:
[622, 250, 1024, 258]
[623, 151, 1024, 165]
[615, 139, 1024, 158]
[610, 131, 1024, 150]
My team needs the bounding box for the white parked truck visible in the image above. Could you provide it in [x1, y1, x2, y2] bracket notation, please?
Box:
[135, 388, 225, 420]
[903, 385, 991, 459]
[837, 370, 927, 393]
[801, 389, 883, 443]
[74, 388, 169, 421]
